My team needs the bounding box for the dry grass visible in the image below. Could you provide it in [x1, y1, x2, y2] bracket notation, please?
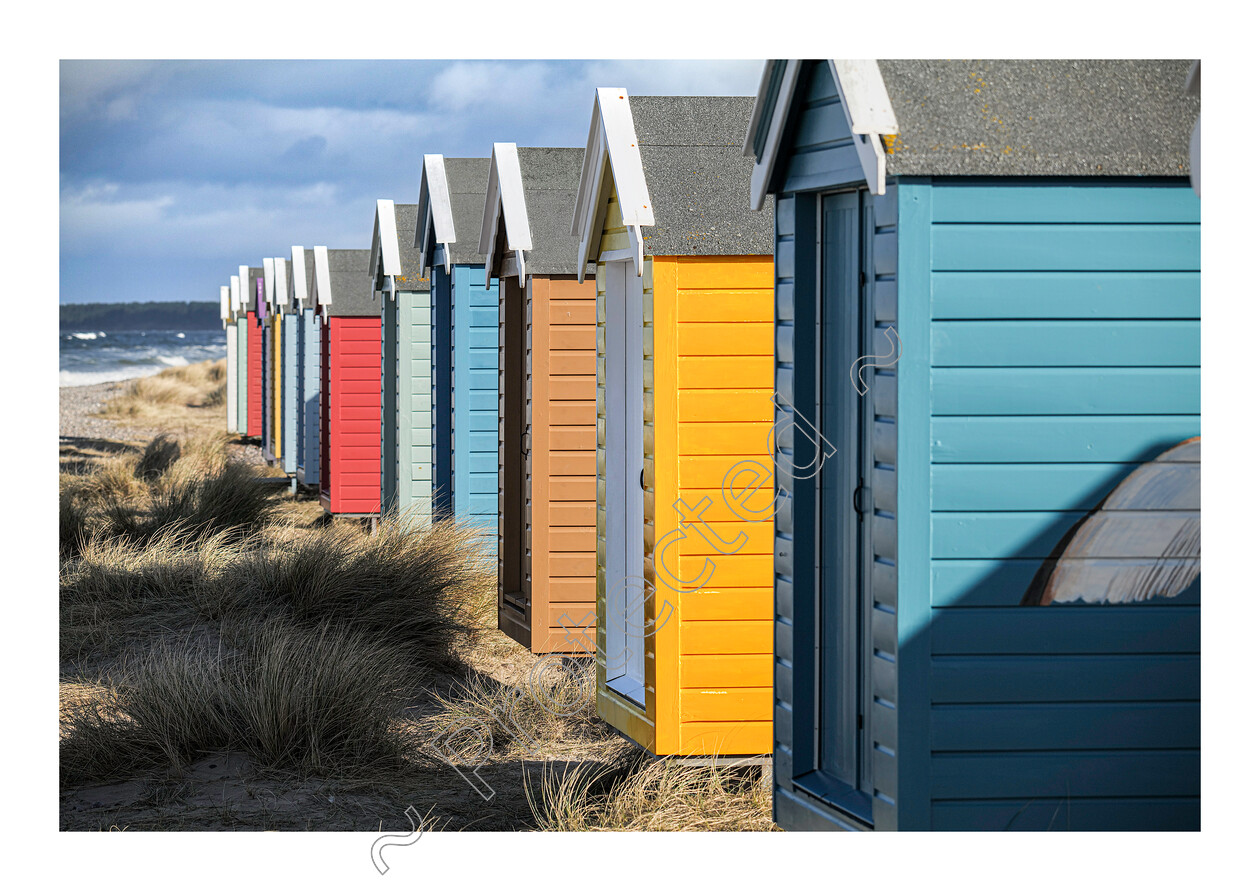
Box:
[99, 360, 228, 421]
[60, 361, 778, 831]
[61, 621, 419, 786]
[528, 755, 776, 832]
[61, 432, 278, 546]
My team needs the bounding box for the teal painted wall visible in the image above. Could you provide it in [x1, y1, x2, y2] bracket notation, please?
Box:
[907, 179, 1200, 830]
[295, 308, 321, 485]
[381, 288, 432, 528]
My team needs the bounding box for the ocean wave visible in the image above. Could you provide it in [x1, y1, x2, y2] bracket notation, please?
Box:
[69, 332, 99, 341]
[59, 366, 165, 387]
[157, 354, 190, 367]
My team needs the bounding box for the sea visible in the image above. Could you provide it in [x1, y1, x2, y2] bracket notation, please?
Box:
[59, 330, 227, 388]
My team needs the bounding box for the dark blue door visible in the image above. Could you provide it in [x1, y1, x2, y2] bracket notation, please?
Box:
[794, 189, 874, 823]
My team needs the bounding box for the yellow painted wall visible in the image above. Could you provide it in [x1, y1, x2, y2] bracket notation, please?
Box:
[595, 184, 775, 756]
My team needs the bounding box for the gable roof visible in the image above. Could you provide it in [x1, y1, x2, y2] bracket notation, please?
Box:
[312, 248, 376, 318]
[274, 258, 292, 313]
[230, 274, 241, 317]
[747, 59, 1200, 208]
[263, 257, 276, 313]
[573, 89, 772, 280]
[415, 155, 491, 273]
[220, 285, 231, 326]
[371, 200, 430, 294]
[480, 144, 592, 285]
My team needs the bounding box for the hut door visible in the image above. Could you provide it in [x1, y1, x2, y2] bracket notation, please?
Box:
[604, 260, 647, 705]
[808, 190, 874, 817]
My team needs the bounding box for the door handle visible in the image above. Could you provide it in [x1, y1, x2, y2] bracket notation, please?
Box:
[520, 431, 528, 456]
[640, 469, 646, 490]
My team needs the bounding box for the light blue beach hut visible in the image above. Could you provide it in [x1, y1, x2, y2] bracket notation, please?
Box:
[415, 156, 499, 535]
[372, 199, 432, 528]
[290, 246, 321, 487]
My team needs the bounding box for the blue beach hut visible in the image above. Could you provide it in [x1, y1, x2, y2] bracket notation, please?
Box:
[415, 156, 499, 535]
[372, 199, 432, 529]
[275, 257, 298, 476]
[290, 246, 322, 487]
[745, 59, 1201, 831]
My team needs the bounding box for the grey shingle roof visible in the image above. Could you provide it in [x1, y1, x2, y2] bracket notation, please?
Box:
[630, 96, 773, 257]
[878, 60, 1199, 177]
[393, 204, 430, 292]
[515, 147, 593, 277]
[324, 249, 376, 317]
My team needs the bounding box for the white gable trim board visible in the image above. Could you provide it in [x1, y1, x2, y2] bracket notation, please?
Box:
[747, 59, 898, 207]
[313, 245, 332, 323]
[220, 285, 230, 327]
[572, 87, 654, 282]
[290, 246, 308, 310]
[479, 142, 531, 289]
[418, 154, 456, 275]
[230, 275, 241, 314]
[273, 258, 288, 315]
[372, 199, 403, 299]
[238, 265, 250, 311]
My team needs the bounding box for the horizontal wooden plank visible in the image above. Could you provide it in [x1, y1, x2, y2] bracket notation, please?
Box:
[680, 653, 773, 688]
[676, 323, 774, 357]
[931, 224, 1200, 271]
[676, 290, 774, 323]
[551, 503, 595, 527]
[930, 416, 1200, 464]
[548, 375, 596, 401]
[678, 587, 772, 621]
[673, 257, 774, 290]
[932, 463, 1141, 511]
[548, 452, 596, 476]
[930, 750, 1199, 799]
[548, 527, 596, 553]
[931, 320, 1200, 367]
[549, 426, 597, 451]
[677, 356, 775, 389]
[677, 389, 775, 423]
[937, 607, 1199, 655]
[679, 688, 773, 723]
[548, 300, 595, 325]
[550, 554, 596, 577]
[931, 654, 1200, 703]
[930, 185, 1201, 224]
[931, 701, 1200, 751]
[676, 486, 778, 523]
[550, 326, 596, 350]
[549, 401, 596, 426]
[678, 422, 773, 456]
[931, 368, 1200, 416]
[931, 271, 1200, 320]
[551, 350, 597, 375]
[931, 797, 1199, 831]
[933, 511, 1086, 559]
[680, 620, 773, 655]
[674, 554, 773, 590]
[675, 721, 772, 756]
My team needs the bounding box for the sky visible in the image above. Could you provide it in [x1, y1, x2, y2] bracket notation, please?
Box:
[59, 60, 764, 304]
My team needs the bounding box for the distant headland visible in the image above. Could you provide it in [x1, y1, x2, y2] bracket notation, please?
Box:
[60, 301, 221, 332]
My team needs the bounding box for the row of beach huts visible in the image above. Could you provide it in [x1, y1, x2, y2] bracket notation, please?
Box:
[215, 60, 1202, 831]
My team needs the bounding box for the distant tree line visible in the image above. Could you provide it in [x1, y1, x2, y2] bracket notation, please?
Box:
[60, 302, 221, 332]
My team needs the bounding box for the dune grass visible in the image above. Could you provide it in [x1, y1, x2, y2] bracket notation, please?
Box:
[100, 360, 228, 420]
[60, 363, 776, 831]
[61, 621, 419, 786]
[527, 755, 775, 832]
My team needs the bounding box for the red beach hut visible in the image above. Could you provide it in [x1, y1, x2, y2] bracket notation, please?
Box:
[312, 247, 380, 516]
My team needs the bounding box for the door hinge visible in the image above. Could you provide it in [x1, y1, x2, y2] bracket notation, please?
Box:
[858, 713, 864, 731]
[859, 271, 867, 289]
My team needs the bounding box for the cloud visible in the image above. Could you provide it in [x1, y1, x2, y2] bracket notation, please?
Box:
[59, 59, 766, 303]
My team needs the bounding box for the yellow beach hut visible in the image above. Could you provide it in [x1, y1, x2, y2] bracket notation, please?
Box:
[572, 90, 775, 756]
